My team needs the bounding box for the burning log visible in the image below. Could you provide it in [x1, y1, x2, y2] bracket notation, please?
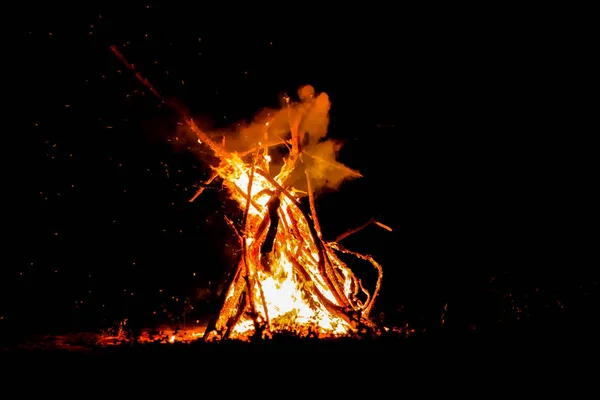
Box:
[111, 45, 389, 341]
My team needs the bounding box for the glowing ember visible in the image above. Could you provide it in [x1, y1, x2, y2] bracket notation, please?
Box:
[95, 323, 206, 346]
[110, 46, 389, 342]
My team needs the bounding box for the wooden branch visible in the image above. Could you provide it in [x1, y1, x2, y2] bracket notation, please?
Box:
[223, 289, 248, 340]
[283, 246, 353, 327]
[203, 252, 244, 340]
[238, 139, 287, 157]
[302, 180, 349, 310]
[110, 46, 164, 102]
[242, 152, 259, 238]
[232, 183, 263, 212]
[240, 151, 259, 327]
[335, 218, 393, 243]
[257, 168, 349, 308]
[284, 202, 350, 310]
[274, 97, 302, 184]
[374, 221, 393, 231]
[255, 169, 299, 205]
[356, 278, 370, 310]
[329, 242, 383, 320]
[240, 151, 270, 331]
[186, 118, 232, 162]
[255, 179, 349, 307]
[111, 45, 233, 165]
[305, 170, 323, 239]
[285, 95, 300, 160]
[224, 216, 243, 246]
[189, 170, 219, 202]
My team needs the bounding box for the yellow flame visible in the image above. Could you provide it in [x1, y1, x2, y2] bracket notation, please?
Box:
[210, 149, 381, 340]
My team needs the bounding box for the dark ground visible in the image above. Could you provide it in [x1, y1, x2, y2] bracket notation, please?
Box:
[4, 4, 597, 352]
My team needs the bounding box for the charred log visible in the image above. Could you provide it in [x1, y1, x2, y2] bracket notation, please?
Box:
[260, 195, 282, 272]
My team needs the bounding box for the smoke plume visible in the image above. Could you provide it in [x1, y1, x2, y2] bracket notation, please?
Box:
[191, 84, 360, 194]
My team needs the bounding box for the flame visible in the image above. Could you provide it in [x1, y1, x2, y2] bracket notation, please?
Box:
[203, 124, 383, 341]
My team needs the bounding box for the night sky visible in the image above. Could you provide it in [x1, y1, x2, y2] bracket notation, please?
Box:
[5, 4, 596, 341]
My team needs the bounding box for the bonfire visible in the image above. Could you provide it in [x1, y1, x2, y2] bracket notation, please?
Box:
[111, 46, 391, 342]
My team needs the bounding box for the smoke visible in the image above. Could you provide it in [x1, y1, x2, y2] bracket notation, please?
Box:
[298, 89, 330, 143]
[220, 106, 290, 153]
[285, 85, 361, 194]
[188, 84, 359, 193]
[302, 139, 352, 192]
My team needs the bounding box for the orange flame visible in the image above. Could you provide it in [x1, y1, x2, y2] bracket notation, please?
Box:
[202, 116, 383, 341]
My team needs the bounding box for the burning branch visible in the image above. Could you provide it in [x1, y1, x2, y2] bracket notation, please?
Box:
[329, 242, 383, 319]
[224, 216, 243, 246]
[305, 171, 323, 239]
[111, 45, 232, 164]
[240, 151, 270, 333]
[336, 218, 393, 243]
[110, 46, 164, 101]
[239, 139, 287, 157]
[189, 170, 219, 202]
